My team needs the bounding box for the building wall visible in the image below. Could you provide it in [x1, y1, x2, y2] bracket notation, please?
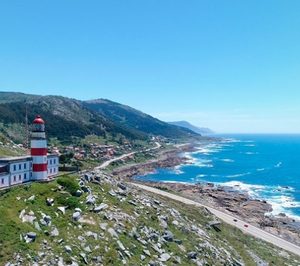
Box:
[10, 171, 31, 186]
[0, 174, 10, 188]
[47, 156, 59, 178]
[0, 154, 59, 189]
[9, 161, 31, 175]
[9, 160, 32, 185]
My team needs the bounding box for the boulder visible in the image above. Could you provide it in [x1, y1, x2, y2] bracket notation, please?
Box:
[27, 195, 35, 201]
[160, 253, 171, 262]
[44, 215, 52, 225]
[117, 183, 127, 190]
[73, 212, 81, 221]
[84, 174, 92, 182]
[162, 230, 174, 242]
[50, 227, 59, 237]
[46, 198, 54, 206]
[25, 232, 37, 243]
[117, 240, 126, 251]
[94, 203, 108, 213]
[65, 245, 72, 253]
[75, 190, 83, 197]
[80, 252, 88, 264]
[57, 207, 66, 215]
[187, 251, 197, 260]
[107, 228, 118, 238]
[86, 195, 96, 205]
[143, 249, 151, 257]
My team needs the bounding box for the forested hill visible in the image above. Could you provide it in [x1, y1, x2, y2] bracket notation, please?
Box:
[0, 92, 199, 143]
[83, 99, 197, 139]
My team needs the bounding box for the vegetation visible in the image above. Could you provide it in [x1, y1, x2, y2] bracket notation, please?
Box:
[0, 92, 201, 146]
[84, 99, 199, 139]
[56, 176, 80, 196]
[0, 175, 299, 265]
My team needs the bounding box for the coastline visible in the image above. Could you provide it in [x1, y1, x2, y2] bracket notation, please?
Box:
[111, 141, 300, 246]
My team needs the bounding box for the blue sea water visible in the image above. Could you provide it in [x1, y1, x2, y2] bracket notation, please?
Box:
[136, 134, 300, 219]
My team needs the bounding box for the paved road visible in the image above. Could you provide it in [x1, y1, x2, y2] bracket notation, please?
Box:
[130, 182, 300, 257]
[96, 152, 136, 170]
[96, 142, 162, 170]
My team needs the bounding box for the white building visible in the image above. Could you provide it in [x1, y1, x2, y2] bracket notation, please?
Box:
[0, 115, 59, 189]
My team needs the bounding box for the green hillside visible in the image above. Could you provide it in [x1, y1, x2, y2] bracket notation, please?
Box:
[84, 99, 199, 139]
[0, 92, 199, 144]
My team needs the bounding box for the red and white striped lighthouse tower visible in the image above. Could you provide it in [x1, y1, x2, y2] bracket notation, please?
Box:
[31, 115, 48, 180]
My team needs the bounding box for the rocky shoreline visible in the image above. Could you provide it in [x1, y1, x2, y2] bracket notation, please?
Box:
[112, 143, 300, 246]
[112, 143, 195, 180]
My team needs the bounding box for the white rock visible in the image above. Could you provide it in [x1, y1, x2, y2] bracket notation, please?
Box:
[160, 253, 171, 262]
[100, 223, 108, 231]
[50, 227, 59, 237]
[107, 228, 118, 238]
[117, 240, 126, 251]
[72, 212, 81, 221]
[57, 207, 66, 215]
[65, 245, 72, 253]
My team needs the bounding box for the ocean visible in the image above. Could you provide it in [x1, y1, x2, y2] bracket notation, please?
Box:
[136, 134, 300, 220]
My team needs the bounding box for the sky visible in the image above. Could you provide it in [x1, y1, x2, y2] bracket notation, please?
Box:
[1, 1, 300, 133]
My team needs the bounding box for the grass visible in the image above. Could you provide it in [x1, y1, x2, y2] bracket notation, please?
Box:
[0, 146, 26, 157]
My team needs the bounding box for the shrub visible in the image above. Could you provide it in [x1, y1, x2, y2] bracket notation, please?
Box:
[57, 176, 80, 196]
[56, 194, 80, 209]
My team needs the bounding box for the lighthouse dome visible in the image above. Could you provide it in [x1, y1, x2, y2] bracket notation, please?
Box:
[33, 115, 45, 124]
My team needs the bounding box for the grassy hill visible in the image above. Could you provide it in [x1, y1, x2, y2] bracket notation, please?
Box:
[0, 173, 299, 265]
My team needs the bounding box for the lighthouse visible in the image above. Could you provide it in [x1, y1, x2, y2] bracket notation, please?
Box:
[0, 114, 59, 189]
[30, 115, 48, 181]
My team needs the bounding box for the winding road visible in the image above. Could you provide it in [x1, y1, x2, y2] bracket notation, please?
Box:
[96, 142, 161, 170]
[130, 182, 300, 257]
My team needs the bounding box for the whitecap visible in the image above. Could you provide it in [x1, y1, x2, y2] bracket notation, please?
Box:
[217, 181, 265, 198]
[227, 172, 251, 178]
[265, 194, 300, 220]
[222, 138, 241, 143]
[169, 168, 184, 175]
[220, 159, 235, 163]
[275, 162, 282, 168]
[196, 174, 207, 178]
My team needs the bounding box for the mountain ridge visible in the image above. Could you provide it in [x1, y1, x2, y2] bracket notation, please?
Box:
[0, 92, 200, 143]
[169, 121, 214, 135]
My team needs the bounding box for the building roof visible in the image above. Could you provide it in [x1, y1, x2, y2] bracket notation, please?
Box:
[0, 155, 32, 163]
[47, 154, 59, 158]
[33, 115, 45, 124]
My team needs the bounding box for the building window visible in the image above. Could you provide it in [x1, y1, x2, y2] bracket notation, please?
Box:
[54, 159, 56, 164]
[13, 176, 16, 182]
[24, 163, 26, 169]
[30, 172, 32, 177]
[13, 165, 16, 171]
[24, 173, 27, 180]
[50, 168, 52, 174]
[19, 164, 21, 170]
[1, 178, 4, 185]
[19, 175, 21, 181]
